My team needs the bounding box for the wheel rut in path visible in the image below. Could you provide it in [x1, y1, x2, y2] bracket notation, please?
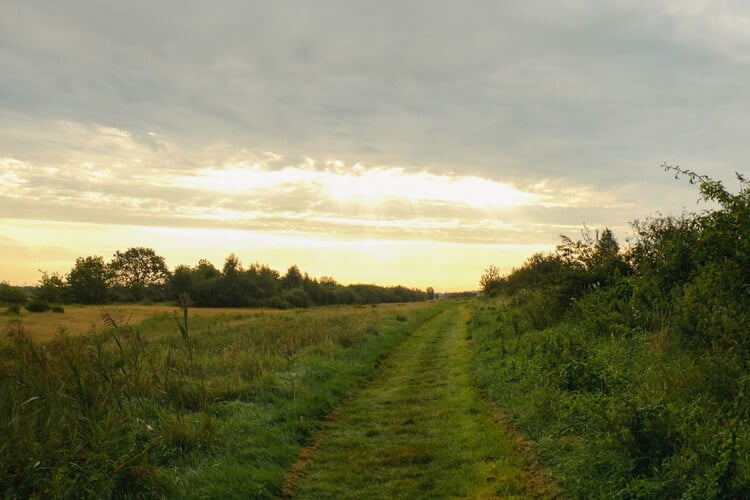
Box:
[282, 304, 562, 499]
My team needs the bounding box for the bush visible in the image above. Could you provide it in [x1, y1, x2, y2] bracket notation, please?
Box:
[25, 298, 50, 313]
[264, 296, 290, 309]
[468, 168, 750, 496]
[282, 288, 312, 308]
[4, 305, 21, 315]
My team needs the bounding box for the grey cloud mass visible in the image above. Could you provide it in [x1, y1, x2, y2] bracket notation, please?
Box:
[3, 3, 748, 173]
[2, 1, 750, 264]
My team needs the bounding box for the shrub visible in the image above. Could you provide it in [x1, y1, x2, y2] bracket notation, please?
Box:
[4, 305, 21, 315]
[282, 288, 312, 308]
[25, 298, 50, 313]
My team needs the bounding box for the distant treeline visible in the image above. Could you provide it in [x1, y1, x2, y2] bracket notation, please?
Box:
[2, 250, 434, 310]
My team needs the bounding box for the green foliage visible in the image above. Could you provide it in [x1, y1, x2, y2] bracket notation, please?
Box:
[162, 255, 428, 308]
[470, 168, 750, 497]
[479, 264, 502, 296]
[108, 247, 170, 302]
[0, 281, 27, 305]
[281, 264, 303, 290]
[5, 305, 21, 315]
[470, 301, 750, 497]
[67, 255, 109, 304]
[34, 249, 430, 308]
[25, 297, 50, 313]
[281, 287, 312, 308]
[35, 271, 68, 304]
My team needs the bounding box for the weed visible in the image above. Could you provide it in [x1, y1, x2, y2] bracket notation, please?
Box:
[175, 293, 192, 362]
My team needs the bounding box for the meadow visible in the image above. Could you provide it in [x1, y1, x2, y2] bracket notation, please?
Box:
[1, 301, 446, 498]
[2, 305, 286, 343]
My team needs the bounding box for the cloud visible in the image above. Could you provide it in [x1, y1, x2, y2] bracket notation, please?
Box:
[4, 1, 748, 184]
[1, 2, 747, 287]
[0, 117, 654, 249]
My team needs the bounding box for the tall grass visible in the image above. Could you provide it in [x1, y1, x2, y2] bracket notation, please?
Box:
[1, 301, 446, 498]
[468, 298, 750, 498]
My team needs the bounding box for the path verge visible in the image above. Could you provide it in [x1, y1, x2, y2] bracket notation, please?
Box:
[283, 304, 562, 498]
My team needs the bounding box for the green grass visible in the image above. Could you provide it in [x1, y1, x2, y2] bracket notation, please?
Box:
[0, 302, 447, 498]
[289, 304, 557, 499]
[468, 298, 750, 498]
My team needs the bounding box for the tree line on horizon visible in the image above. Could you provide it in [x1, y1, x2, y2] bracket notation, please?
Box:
[1, 249, 434, 310]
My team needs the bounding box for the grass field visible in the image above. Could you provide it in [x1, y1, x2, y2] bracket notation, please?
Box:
[2, 304, 285, 343]
[1, 301, 446, 498]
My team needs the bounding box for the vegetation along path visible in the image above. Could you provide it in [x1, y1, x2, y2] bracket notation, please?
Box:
[283, 303, 561, 499]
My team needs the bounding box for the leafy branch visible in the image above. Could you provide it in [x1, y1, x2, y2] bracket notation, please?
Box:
[662, 163, 748, 207]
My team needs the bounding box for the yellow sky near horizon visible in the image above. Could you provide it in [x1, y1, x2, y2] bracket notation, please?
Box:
[1, 123, 622, 291]
[0, 123, 699, 292]
[1, 2, 744, 294]
[0, 217, 552, 292]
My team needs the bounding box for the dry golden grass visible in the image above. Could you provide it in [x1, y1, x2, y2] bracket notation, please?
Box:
[2, 304, 280, 342]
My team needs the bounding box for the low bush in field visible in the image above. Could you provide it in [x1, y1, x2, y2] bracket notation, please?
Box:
[4, 305, 21, 316]
[25, 298, 50, 313]
[0, 302, 446, 498]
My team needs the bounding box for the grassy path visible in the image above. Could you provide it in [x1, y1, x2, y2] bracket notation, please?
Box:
[283, 304, 560, 499]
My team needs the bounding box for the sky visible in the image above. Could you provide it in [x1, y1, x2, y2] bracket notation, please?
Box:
[2, 1, 750, 292]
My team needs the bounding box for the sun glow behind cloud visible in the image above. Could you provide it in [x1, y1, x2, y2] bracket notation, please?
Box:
[0, 120, 667, 290]
[168, 162, 538, 210]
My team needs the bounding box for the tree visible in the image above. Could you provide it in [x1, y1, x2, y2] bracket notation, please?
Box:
[281, 265, 303, 290]
[191, 260, 222, 306]
[108, 247, 169, 301]
[68, 256, 109, 304]
[0, 281, 27, 305]
[36, 271, 68, 304]
[594, 227, 620, 262]
[169, 264, 194, 298]
[219, 254, 248, 307]
[480, 265, 503, 296]
[556, 225, 596, 270]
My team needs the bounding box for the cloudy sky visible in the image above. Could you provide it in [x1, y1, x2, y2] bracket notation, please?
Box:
[1, 1, 749, 291]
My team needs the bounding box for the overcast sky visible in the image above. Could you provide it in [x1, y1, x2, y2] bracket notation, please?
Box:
[2, 1, 749, 290]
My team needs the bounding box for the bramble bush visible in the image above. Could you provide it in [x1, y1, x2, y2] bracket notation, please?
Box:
[471, 168, 750, 497]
